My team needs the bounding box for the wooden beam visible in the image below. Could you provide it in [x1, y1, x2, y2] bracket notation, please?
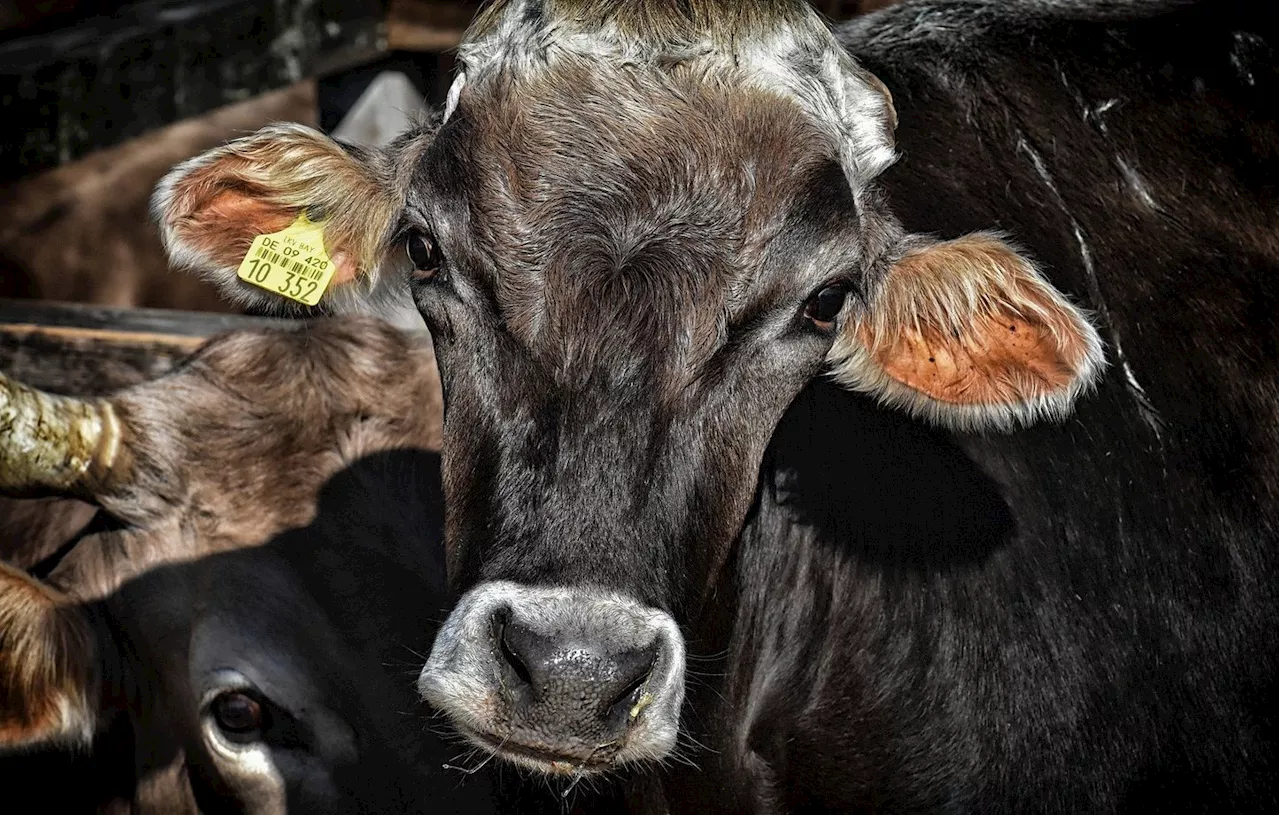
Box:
[0, 298, 283, 395]
[0, 299, 432, 396]
[0, 298, 283, 337]
[387, 0, 476, 52]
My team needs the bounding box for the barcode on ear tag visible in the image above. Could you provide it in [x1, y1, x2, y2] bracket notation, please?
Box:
[236, 212, 336, 306]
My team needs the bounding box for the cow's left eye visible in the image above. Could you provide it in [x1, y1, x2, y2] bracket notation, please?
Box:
[804, 284, 850, 331]
[212, 691, 266, 739]
[406, 232, 442, 281]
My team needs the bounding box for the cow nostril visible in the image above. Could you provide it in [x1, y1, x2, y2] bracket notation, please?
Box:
[611, 666, 650, 712]
[498, 618, 534, 687]
[605, 657, 655, 727]
[489, 608, 667, 737]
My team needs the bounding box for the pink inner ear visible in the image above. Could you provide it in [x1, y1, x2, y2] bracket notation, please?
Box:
[855, 234, 1100, 408]
[172, 186, 363, 285]
[177, 192, 362, 284]
[159, 127, 399, 292]
[175, 189, 298, 269]
[860, 308, 1082, 406]
[328, 251, 360, 286]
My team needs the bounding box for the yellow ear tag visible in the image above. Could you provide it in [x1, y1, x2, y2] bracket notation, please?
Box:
[237, 212, 335, 306]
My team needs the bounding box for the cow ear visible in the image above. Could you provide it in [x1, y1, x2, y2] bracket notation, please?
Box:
[0, 563, 99, 751]
[151, 123, 399, 316]
[828, 233, 1105, 431]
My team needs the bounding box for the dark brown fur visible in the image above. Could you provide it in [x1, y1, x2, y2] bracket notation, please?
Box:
[0, 497, 96, 570]
[425, 63, 881, 403]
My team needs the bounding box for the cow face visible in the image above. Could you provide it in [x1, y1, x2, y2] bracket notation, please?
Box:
[151, 0, 1103, 779]
[0, 493, 495, 814]
[0, 322, 494, 811]
[409, 75, 885, 771]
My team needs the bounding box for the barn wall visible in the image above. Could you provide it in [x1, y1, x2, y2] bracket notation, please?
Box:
[0, 81, 317, 312]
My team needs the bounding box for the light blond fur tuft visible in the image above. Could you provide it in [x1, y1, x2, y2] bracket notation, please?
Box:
[452, 0, 897, 185]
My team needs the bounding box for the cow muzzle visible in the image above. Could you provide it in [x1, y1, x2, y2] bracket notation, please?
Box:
[418, 581, 685, 774]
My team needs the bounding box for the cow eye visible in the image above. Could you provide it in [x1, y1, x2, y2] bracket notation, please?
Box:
[212, 691, 265, 738]
[804, 284, 850, 331]
[405, 233, 441, 280]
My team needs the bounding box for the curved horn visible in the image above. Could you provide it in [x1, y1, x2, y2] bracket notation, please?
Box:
[0, 373, 127, 498]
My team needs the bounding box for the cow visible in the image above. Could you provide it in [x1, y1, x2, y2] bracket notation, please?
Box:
[0, 319, 510, 813]
[146, 0, 1276, 810]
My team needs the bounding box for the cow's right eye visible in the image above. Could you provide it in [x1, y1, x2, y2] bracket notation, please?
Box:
[406, 233, 442, 281]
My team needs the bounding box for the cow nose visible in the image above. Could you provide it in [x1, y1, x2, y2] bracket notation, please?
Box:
[497, 614, 657, 735]
[419, 582, 686, 773]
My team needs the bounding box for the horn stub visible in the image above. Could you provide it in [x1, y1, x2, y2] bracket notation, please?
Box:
[0, 373, 128, 499]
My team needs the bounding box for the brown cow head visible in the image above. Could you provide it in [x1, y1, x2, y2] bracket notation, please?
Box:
[152, 0, 1103, 780]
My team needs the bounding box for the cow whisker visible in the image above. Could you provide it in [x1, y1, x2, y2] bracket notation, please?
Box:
[677, 727, 719, 756]
[399, 644, 431, 660]
[443, 737, 506, 775]
[559, 769, 587, 799]
[685, 648, 730, 662]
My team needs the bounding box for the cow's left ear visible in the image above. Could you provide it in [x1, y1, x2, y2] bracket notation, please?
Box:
[828, 233, 1105, 431]
[0, 563, 99, 751]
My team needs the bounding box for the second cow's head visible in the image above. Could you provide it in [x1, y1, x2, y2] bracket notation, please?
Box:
[154, 0, 1102, 778]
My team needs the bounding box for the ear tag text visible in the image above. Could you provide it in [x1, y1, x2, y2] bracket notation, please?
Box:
[237, 212, 335, 306]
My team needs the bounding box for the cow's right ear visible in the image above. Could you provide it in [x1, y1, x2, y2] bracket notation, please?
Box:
[0, 563, 99, 751]
[151, 123, 400, 315]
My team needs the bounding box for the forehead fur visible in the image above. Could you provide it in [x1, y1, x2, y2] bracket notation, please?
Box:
[448, 64, 850, 384]
[469, 0, 817, 45]
[453, 0, 896, 184]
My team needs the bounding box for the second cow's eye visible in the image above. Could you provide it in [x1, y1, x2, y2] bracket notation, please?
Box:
[212, 691, 266, 739]
[406, 233, 442, 281]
